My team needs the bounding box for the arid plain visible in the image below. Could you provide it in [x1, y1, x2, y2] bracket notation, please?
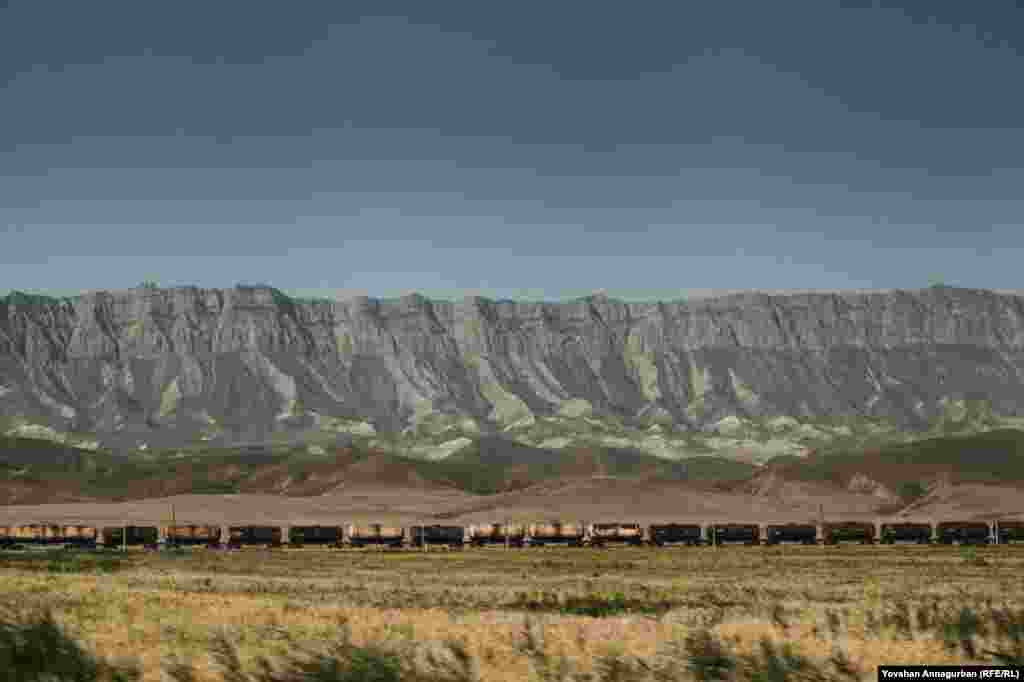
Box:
[1, 476, 1023, 529]
[2, 432, 1024, 680]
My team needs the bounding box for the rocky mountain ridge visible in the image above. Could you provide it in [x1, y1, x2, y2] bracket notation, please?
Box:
[2, 285, 1024, 457]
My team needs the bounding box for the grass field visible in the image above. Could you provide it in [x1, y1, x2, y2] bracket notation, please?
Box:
[1, 544, 1022, 680]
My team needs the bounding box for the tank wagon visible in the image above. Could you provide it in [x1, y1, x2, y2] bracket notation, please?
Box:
[936, 521, 991, 545]
[880, 522, 933, 545]
[164, 524, 222, 548]
[527, 521, 586, 547]
[1, 525, 28, 548]
[288, 525, 343, 548]
[588, 522, 644, 547]
[648, 523, 703, 546]
[60, 525, 99, 548]
[468, 523, 527, 547]
[0, 524, 99, 548]
[101, 526, 159, 549]
[8, 524, 62, 545]
[822, 522, 875, 545]
[346, 524, 404, 548]
[228, 525, 283, 549]
[0, 526, 12, 549]
[41, 524, 66, 544]
[995, 520, 1024, 545]
[409, 525, 466, 549]
[707, 523, 760, 546]
[0, 525, 27, 547]
[765, 523, 818, 545]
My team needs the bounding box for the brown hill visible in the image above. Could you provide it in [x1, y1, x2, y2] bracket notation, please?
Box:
[1, 430, 1023, 525]
[3, 475, 1021, 528]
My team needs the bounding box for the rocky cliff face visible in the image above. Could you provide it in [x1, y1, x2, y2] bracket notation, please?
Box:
[2, 285, 1024, 453]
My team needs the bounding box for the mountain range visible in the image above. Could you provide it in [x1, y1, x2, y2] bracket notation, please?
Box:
[3, 284, 1024, 464]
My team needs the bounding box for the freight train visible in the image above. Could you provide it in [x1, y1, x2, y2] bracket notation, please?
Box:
[1, 519, 1022, 550]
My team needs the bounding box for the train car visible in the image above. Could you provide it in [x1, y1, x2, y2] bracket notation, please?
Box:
[822, 522, 875, 545]
[60, 525, 99, 549]
[346, 524, 404, 548]
[101, 526, 159, 549]
[880, 522, 933, 545]
[468, 523, 527, 547]
[995, 520, 1024, 545]
[935, 521, 991, 546]
[0, 523, 90, 547]
[227, 525, 283, 549]
[765, 523, 818, 546]
[588, 522, 644, 547]
[0, 525, 16, 549]
[46, 524, 66, 544]
[706, 523, 760, 546]
[288, 525, 343, 548]
[409, 525, 466, 549]
[9, 524, 39, 544]
[648, 523, 703, 547]
[527, 521, 586, 547]
[39, 524, 63, 545]
[9, 524, 60, 545]
[163, 524, 222, 548]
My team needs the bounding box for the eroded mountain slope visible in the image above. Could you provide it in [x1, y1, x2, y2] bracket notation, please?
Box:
[3, 285, 1024, 456]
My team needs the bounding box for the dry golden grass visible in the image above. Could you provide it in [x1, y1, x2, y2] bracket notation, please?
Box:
[1, 544, 1023, 680]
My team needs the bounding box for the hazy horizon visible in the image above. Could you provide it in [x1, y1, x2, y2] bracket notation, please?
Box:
[3, 283, 1023, 305]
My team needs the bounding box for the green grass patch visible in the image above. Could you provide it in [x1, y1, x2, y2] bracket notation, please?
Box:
[508, 590, 678, 618]
[0, 551, 128, 575]
[416, 437, 695, 495]
[0, 290, 71, 306]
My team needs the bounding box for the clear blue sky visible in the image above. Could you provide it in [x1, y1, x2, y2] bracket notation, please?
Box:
[2, 2, 1022, 302]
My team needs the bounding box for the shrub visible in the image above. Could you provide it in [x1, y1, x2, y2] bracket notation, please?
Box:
[684, 630, 736, 681]
[0, 607, 140, 681]
[899, 480, 929, 503]
[931, 605, 1024, 666]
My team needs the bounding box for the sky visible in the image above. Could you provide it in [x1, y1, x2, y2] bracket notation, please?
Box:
[1, 1, 1023, 302]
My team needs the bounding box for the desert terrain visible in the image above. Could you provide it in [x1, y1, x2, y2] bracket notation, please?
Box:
[2, 428, 1023, 681]
[1, 477, 1022, 529]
